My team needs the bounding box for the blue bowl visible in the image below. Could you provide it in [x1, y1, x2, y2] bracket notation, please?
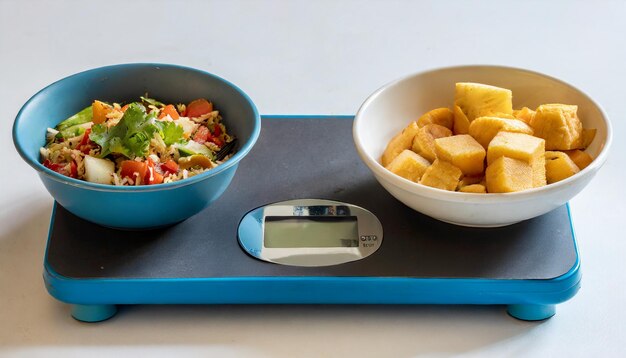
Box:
[13, 63, 261, 229]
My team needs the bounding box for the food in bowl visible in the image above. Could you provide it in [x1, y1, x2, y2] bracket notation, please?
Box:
[382, 82, 597, 193]
[13, 63, 260, 229]
[40, 96, 236, 186]
[353, 65, 611, 227]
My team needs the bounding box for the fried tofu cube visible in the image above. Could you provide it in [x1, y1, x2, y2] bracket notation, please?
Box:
[419, 159, 462, 191]
[457, 175, 484, 190]
[545, 151, 580, 183]
[417, 108, 454, 130]
[453, 105, 470, 135]
[385, 150, 431, 182]
[454, 82, 513, 122]
[487, 132, 546, 187]
[530, 104, 583, 150]
[381, 121, 420, 166]
[513, 107, 536, 124]
[459, 184, 487, 193]
[564, 149, 593, 170]
[434, 134, 486, 176]
[468, 116, 534, 149]
[491, 112, 516, 119]
[581, 128, 597, 149]
[411, 124, 452, 162]
[486, 157, 533, 193]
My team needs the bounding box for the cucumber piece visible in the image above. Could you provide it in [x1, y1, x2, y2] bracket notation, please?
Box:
[84, 155, 115, 184]
[56, 106, 93, 131]
[178, 140, 214, 159]
[55, 122, 91, 139]
[178, 147, 194, 157]
[140, 96, 164, 108]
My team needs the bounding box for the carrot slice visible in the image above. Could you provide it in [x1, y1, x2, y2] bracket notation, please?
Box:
[158, 104, 180, 120]
[185, 99, 213, 118]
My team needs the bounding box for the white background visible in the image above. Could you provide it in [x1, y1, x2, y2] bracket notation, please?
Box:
[1, 0, 625, 357]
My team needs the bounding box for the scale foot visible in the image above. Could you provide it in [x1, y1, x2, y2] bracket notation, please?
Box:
[507, 304, 556, 321]
[71, 304, 118, 322]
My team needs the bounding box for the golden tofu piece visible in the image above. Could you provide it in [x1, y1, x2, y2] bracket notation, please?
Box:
[417, 108, 454, 130]
[564, 149, 593, 170]
[381, 121, 419, 166]
[491, 112, 516, 119]
[468, 116, 533, 148]
[411, 124, 452, 162]
[487, 132, 545, 164]
[513, 107, 536, 124]
[487, 131, 546, 187]
[385, 150, 431, 182]
[545, 151, 581, 183]
[581, 128, 597, 149]
[486, 156, 533, 193]
[453, 105, 470, 135]
[459, 184, 487, 193]
[419, 159, 462, 191]
[434, 134, 486, 176]
[530, 104, 583, 150]
[458, 175, 484, 190]
[454, 82, 513, 122]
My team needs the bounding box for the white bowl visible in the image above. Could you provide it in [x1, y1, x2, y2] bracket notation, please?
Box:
[353, 65, 612, 227]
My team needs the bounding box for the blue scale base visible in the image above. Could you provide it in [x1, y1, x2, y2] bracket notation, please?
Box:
[43, 116, 581, 323]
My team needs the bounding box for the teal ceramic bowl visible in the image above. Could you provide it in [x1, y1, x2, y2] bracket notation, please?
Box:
[13, 63, 260, 229]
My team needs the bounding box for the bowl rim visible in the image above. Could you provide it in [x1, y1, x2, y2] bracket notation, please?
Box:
[13, 63, 261, 192]
[353, 64, 613, 202]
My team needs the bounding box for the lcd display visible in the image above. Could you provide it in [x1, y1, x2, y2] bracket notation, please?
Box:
[264, 216, 359, 248]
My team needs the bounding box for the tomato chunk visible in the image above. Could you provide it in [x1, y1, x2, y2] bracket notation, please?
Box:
[152, 171, 164, 185]
[207, 124, 223, 146]
[70, 161, 78, 178]
[43, 159, 66, 174]
[185, 99, 213, 118]
[80, 128, 92, 146]
[144, 166, 164, 185]
[78, 128, 94, 154]
[120, 160, 148, 184]
[43, 159, 76, 178]
[144, 158, 164, 185]
[158, 104, 180, 120]
[193, 125, 211, 144]
[213, 124, 222, 136]
[160, 160, 179, 175]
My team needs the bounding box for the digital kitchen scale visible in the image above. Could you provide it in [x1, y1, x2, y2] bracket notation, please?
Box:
[43, 116, 581, 323]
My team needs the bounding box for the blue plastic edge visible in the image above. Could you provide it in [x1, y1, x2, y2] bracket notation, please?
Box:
[42, 202, 582, 306]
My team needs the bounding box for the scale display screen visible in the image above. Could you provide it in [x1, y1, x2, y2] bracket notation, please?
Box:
[238, 199, 383, 267]
[264, 216, 359, 248]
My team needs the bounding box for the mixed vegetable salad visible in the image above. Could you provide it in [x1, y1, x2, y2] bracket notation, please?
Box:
[40, 96, 236, 186]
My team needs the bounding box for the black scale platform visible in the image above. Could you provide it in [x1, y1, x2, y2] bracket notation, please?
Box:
[47, 116, 577, 281]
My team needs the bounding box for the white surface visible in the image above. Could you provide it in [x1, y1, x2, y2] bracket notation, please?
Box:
[354, 65, 611, 227]
[1, 0, 625, 356]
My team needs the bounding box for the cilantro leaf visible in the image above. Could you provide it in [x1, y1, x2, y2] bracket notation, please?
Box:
[89, 103, 157, 158]
[154, 121, 186, 146]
